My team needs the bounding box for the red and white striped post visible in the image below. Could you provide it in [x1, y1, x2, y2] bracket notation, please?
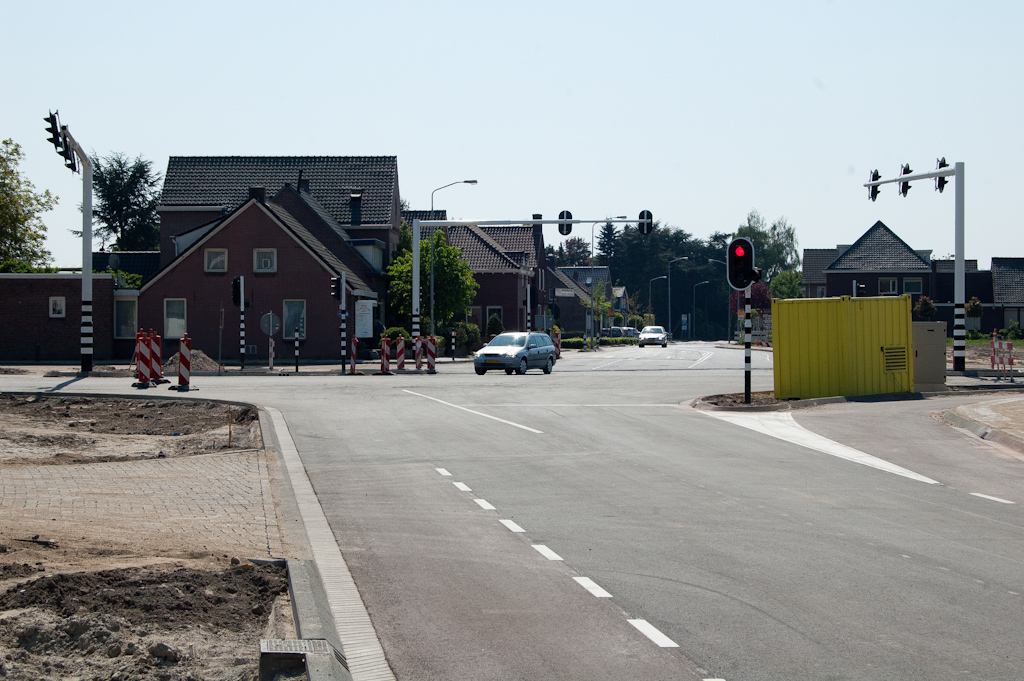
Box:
[427, 335, 436, 373]
[380, 336, 391, 374]
[350, 336, 358, 374]
[415, 336, 423, 370]
[992, 329, 1015, 381]
[136, 330, 151, 387]
[395, 336, 406, 371]
[177, 334, 191, 390]
[554, 329, 562, 359]
[150, 329, 163, 381]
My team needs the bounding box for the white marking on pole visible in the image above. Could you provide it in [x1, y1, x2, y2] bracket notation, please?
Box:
[970, 493, 1015, 504]
[627, 619, 679, 647]
[402, 390, 543, 434]
[474, 498, 496, 510]
[532, 544, 563, 561]
[689, 351, 713, 368]
[701, 411, 940, 485]
[499, 519, 526, 533]
[435, 467, 451, 477]
[573, 576, 612, 597]
[453, 482, 472, 492]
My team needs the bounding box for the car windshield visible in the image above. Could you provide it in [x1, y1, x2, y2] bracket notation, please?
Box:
[488, 334, 526, 347]
[642, 327, 665, 334]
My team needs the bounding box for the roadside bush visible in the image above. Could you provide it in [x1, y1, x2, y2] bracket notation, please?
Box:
[598, 337, 639, 346]
[487, 313, 504, 336]
[382, 327, 411, 342]
[445, 321, 481, 350]
[560, 338, 586, 349]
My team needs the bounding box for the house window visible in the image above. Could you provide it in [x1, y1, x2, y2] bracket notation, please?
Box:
[903, 278, 922, 295]
[816, 286, 826, 298]
[878, 278, 897, 295]
[486, 306, 503, 327]
[114, 299, 137, 339]
[164, 299, 186, 339]
[205, 248, 228, 272]
[283, 300, 306, 340]
[254, 249, 277, 273]
[49, 296, 66, 318]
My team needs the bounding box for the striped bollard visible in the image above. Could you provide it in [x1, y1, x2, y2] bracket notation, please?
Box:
[744, 286, 752, 404]
[427, 336, 436, 373]
[415, 337, 423, 370]
[396, 337, 405, 370]
[350, 336, 358, 374]
[150, 330, 163, 381]
[451, 329, 456, 361]
[136, 330, 151, 387]
[554, 329, 561, 359]
[380, 336, 391, 374]
[177, 334, 191, 390]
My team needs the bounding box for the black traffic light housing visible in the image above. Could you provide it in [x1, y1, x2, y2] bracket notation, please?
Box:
[558, 210, 572, 236]
[868, 169, 881, 202]
[898, 164, 912, 197]
[232, 277, 242, 307]
[935, 157, 949, 193]
[638, 210, 653, 235]
[44, 111, 62, 153]
[727, 237, 761, 290]
[330, 275, 342, 300]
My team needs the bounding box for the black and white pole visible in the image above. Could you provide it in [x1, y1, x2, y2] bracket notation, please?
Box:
[340, 271, 347, 374]
[412, 219, 421, 343]
[526, 276, 532, 332]
[744, 285, 752, 404]
[451, 329, 456, 361]
[294, 327, 299, 372]
[239, 276, 246, 370]
[952, 162, 966, 372]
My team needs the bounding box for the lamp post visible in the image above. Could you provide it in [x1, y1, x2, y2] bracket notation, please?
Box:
[649, 275, 667, 326]
[709, 258, 729, 341]
[692, 280, 710, 341]
[430, 180, 477, 336]
[588, 217, 626, 348]
[667, 256, 688, 341]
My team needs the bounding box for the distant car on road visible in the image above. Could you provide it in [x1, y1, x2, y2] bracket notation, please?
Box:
[622, 327, 639, 338]
[638, 325, 668, 348]
[474, 332, 557, 375]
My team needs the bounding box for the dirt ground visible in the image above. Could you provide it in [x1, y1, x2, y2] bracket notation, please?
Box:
[0, 394, 290, 681]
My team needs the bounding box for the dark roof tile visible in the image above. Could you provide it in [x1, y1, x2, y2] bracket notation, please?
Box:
[826, 221, 930, 272]
[992, 258, 1024, 304]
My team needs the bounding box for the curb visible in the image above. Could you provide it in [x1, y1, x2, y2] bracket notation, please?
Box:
[691, 385, 1024, 413]
[942, 408, 1024, 455]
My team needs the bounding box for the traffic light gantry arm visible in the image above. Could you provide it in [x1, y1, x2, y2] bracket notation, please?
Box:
[864, 166, 954, 188]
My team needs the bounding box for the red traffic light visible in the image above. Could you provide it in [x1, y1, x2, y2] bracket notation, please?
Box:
[734, 245, 745, 257]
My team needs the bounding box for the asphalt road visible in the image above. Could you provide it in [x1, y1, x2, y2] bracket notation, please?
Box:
[4, 343, 1023, 680]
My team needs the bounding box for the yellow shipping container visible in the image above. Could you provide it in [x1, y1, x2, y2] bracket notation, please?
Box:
[772, 295, 914, 400]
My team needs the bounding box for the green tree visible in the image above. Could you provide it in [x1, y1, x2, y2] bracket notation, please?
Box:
[561, 236, 592, 266]
[386, 230, 479, 331]
[595, 222, 618, 265]
[769, 270, 802, 299]
[487, 313, 504, 336]
[965, 296, 983, 319]
[90, 152, 161, 250]
[396, 221, 414, 256]
[914, 295, 937, 320]
[735, 209, 800, 282]
[0, 139, 55, 269]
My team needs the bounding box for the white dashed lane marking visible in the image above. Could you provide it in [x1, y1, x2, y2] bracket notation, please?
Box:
[970, 493, 1015, 504]
[532, 544, 563, 561]
[574, 576, 612, 597]
[627, 619, 679, 647]
[499, 519, 526, 532]
[453, 482, 472, 492]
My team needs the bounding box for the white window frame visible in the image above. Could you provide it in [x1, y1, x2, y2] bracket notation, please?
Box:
[903, 278, 923, 295]
[283, 299, 306, 340]
[816, 286, 826, 298]
[204, 248, 228, 272]
[878, 277, 897, 295]
[254, 248, 277, 273]
[164, 298, 187, 339]
[114, 299, 138, 339]
[49, 296, 66, 318]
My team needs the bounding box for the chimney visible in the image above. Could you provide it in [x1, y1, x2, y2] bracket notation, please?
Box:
[298, 178, 311, 193]
[532, 213, 543, 236]
[248, 187, 266, 202]
[350, 190, 362, 227]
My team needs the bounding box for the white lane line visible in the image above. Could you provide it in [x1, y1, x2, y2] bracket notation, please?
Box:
[688, 351, 713, 368]
[592, 359, 625, 370]
[702, 410, 940, 485]
[403, 390, 543, 434]
[627, 619, 679, 647]
[435, 467, 452, 476]
[499, 519, 526, 532]
[474, 498, 496, 510]
[532, 544, 563, 561]
[573, 576, 612, 597]
[453, 482, 472, 492]
[970, 493, 1015, 504]
[461, 403, 677, 408]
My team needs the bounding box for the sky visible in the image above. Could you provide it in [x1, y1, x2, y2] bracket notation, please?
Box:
[3, 1, 1022, 269]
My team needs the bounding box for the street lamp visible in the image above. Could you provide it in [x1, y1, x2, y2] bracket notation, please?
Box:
[430, 180, 478, 336]
[649, 275, 667, 326]
[589, 217, 626, 348]
[692, 280, 710, 341]
[666, 256, 688, 341]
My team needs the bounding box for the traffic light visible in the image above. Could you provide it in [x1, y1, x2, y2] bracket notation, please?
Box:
[558, 210, 572, 236]
[44, 111, 62, 153]
[62, 141, 78, 172]
[638, 210, 653, 235]
[727, 237, 760, 290]
[330, 275, 342, 300]
[898, 164, 912, 197]
[232, 277, 241, 307]
[868, 169, 881, 202]
[935, 157, 949, 193]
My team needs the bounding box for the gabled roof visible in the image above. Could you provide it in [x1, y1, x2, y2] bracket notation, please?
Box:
[801, 248, 840, 284]
[825, 221, 930, 272]
[557, 266, 611, 288]
[448, 225, 528, 272]
[159, 156, 398, 226]
[992, 258, 1024, 304]
[548, 266, 592, 306]
[477, 226, 538, 269]
[92, 251, 161, 285]
[263, 202, 370, 292]
[401, 210, 447, 224]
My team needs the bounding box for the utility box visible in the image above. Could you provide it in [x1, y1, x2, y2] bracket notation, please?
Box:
[772, 295, 914, 400]
[912, 322, 948, 392]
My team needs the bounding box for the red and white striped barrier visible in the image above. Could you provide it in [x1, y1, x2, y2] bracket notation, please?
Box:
[992, 331, 1014, 380]
[395, 336, 406, 370]
[414, 337, 423, 370]
[554, 329, 561, 359]
[150, 329, 163, 380]
[350, 336, 358, 373]
[177, 334, 191, 390]
[426, 336, 436, 373]
[135, 330, 151, 386]
[380, 336, 391, 374]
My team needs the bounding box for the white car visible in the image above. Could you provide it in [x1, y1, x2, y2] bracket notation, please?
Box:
[638, 325, 668, 348]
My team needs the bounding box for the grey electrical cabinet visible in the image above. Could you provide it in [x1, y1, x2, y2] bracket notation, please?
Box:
[913, 322, 948, 392]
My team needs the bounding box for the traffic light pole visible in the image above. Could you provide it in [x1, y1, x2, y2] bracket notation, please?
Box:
[744, 285, 752, 404]
[55, 128, 94, 373]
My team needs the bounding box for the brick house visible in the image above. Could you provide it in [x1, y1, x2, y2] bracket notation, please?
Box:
[546, 265, 592, 334]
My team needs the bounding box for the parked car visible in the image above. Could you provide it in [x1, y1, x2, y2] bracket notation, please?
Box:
[474, 331, 557, 375]
[609, 327, 624, 338]
[638, 325, 668, 348]
[622, 327, 639, 337]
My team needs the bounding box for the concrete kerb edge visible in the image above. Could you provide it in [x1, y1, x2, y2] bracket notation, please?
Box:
[689, 385, 1024, 413]
[941, 408, 1024, 455]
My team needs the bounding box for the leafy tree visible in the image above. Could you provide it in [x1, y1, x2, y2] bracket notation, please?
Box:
[90, 152, 161, 250]
[386, 230, 479, 332]
[914, 295, 937, 320]
[965, 296, 983, 319]
[769, 270, 802, 299]
[735, 209, 800, 282]
[561, 236, 592, 266]
[396, 221, 414, 256]
[0, 139, 55, 268]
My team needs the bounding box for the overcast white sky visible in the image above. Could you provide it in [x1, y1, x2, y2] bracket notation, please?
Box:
[4, 1, 1021, 268]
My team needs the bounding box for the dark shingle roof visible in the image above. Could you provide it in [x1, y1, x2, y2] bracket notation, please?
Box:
[992, 258, 1024, 304]
[557, 266, 611, 289]
[548, 265, 592, 305]
[801, 248, 840, 284]
[92, 251, 161, 285]
[263, 202, 370, 292]
[479, 226, 537, 269]
[932, 259, 979, 273]
[826, 221, 930, 272]
[448, 225, 525, 272]
[401, 210, 447, 224]
[160, 156, 397, 226]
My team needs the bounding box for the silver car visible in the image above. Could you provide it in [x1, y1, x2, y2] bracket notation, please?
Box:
[638, 325, 668, 348]
[474, 332, 557, 375]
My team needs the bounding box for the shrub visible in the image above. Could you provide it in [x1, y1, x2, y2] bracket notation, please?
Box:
[445, 321, 481, 349]
[560, 338, 586, 349]
[965, 296, 983, 318]
[382, 327, 411, 342]
[598, 337, 639, 346]
[486, 313, 504, 336]
[914, 295, 937, 320]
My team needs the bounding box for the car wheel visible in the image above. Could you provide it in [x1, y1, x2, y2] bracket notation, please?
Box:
[662, 342, 667, 348]
[505, 368, 514, 375]
[475, 367, 486, 375]
[516, 357, 528, 375]
[543, 357, 553, 374]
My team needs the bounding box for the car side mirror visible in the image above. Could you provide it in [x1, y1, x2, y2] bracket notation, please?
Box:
[528, 343, 537, 349]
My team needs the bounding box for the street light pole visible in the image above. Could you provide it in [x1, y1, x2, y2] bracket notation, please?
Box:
[667, 256, 688, 341]
[649, 275, 667, 327]
[430, 180, 477, 336]
[692, 281, 710, 341]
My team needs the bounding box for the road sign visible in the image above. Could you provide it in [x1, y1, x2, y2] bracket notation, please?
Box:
[260, 312, 281, 336]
